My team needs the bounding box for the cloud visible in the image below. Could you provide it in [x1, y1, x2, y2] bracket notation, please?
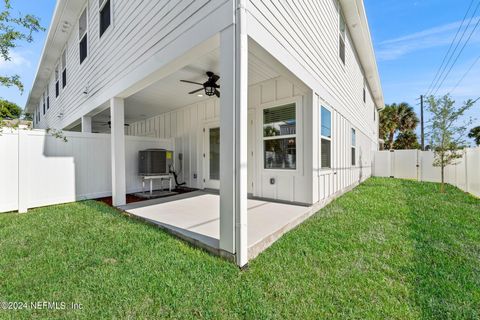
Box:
[377, 17, 480, 61]
[0, 51, 32, 70]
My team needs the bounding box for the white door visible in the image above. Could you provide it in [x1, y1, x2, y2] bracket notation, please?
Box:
[204, 124, 220, 189]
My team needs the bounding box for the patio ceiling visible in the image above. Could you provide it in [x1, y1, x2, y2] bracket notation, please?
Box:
[84, 46, 281, 132]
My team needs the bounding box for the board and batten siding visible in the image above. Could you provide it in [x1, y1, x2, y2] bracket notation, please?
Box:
[126, 76, 314, 204]
[34, 0, 231, 130]
[247, 0, 379, 142]
[247, 0, 379, 203]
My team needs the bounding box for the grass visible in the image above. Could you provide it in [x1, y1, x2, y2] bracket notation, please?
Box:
[0, 178, 479, 319]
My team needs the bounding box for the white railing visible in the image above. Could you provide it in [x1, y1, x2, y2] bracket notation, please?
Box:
[0, 129, 174, 213]
[373, 148, 480, 197]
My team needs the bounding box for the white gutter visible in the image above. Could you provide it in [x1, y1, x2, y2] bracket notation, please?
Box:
[340, 0, 384, 110]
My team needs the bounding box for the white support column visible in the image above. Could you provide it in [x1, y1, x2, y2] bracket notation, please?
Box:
[110, 97, 126, 206]
[219, 0, 249, 267]
[81, 116, 92, 133]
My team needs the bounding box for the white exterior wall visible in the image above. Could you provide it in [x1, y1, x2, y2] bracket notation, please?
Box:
[126, 76, 312, 204]
[32, 0, 232, 130]
[246, 0, 378, 203]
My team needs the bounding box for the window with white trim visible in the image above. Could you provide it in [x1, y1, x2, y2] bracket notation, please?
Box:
[321, 106, 332, 168]
[363, 79, 366, 103]
[42, 92, 46, 115]
[339, 11, 346, 65]
[61, 49, 67, 88]
[263, 103, 297, 170]
[99, 0, 111, 37]
[46, 86, 50, 109]
[79, 8, 88, 64]
[351, 128, 356, 166]
[55, 64, 59, 97]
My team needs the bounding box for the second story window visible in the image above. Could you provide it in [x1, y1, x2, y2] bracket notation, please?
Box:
[42, 92, 46, 115]
[55, 65, 59, 97]
[79, 8, 88, 64]
[46, 86, 50, 109]
[99, 0, 111, 37]
[339, 11, 346, 65]
[62, 49, 67, 88]
[363, 79, 366, 103]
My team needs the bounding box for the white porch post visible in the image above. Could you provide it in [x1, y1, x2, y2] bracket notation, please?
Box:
[219, 0, 248, 267]
[81, 116, 92, 133]
[110, 97, 126, 206]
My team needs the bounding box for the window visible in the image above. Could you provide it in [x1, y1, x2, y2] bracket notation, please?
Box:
[351, 128, 356, 166]
[321, 106, 332, 168]
[55, 65, 59, 97]
[263, 103, 296, 170]
[339, 11, 346, 64]
[46, 86, 50, 109]
[79, 8, 88, 64]
[42, 92, 46, 115]
[99, 0, 111, 37]
[62, 49, 67, 88]
[363, 79, 366, 103]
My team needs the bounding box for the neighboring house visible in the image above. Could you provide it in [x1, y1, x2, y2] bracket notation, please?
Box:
[25, 0, 383, 266]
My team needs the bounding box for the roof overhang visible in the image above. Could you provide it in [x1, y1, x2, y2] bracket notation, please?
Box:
[340, 0, 384, 110]
[24, 0, 85, 113]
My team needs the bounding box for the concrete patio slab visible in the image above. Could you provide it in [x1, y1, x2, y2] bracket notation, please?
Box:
[120, 191, 313, 260]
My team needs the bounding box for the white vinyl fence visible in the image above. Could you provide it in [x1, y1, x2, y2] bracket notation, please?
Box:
[0, 129, 173, 213]
[373, 148, 480, 197]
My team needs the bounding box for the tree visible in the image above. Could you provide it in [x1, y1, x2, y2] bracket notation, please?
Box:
[393, 131, 420, 150]
[380, 103, 419, 150]
[0, 98, 21, 119]
[468, 126, 480, 146]
[1, 0, 44, 93]
[426, 95, 475, 193]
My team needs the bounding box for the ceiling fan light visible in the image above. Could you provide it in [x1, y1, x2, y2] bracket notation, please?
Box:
[204, 85, 216, 96]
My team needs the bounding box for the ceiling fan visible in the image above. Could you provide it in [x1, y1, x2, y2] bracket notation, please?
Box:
[95, 121, 130, 129]
[180, 71, 220, 98]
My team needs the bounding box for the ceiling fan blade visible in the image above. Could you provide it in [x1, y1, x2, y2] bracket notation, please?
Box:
[215, 89, 220, 98]
[180, 80, 204, 85]
[212, 75, 220, 82]
[189, 88, 204, 94]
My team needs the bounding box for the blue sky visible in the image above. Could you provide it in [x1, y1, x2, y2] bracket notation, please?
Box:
[0, 0, 478, 142]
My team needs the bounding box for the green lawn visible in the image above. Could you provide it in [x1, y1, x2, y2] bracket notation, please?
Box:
[1, 178, 479, 319]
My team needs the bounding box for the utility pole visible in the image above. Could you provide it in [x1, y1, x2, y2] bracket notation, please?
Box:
[420, 95, 425, 151]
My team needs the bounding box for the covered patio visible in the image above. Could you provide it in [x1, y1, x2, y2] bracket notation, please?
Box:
[119, 192, 313, 260]
[68, 20, 313, 267]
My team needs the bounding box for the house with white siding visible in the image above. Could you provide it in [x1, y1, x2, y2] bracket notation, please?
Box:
[24, 0, 384, 267]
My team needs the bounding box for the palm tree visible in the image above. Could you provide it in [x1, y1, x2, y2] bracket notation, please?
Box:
[380, 103, 419, 150]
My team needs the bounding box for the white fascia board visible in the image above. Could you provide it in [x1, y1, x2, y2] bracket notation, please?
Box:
[24, 0, 85, 114]
[340, 0, 384, 110]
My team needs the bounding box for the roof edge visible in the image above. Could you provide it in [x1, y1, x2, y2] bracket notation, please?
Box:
[340, 0, 384, 110]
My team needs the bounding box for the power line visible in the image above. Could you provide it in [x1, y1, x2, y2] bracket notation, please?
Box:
[449, 54, 480, 94]
[424, 0, 476, 96]
[432, 12, 480, 96]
